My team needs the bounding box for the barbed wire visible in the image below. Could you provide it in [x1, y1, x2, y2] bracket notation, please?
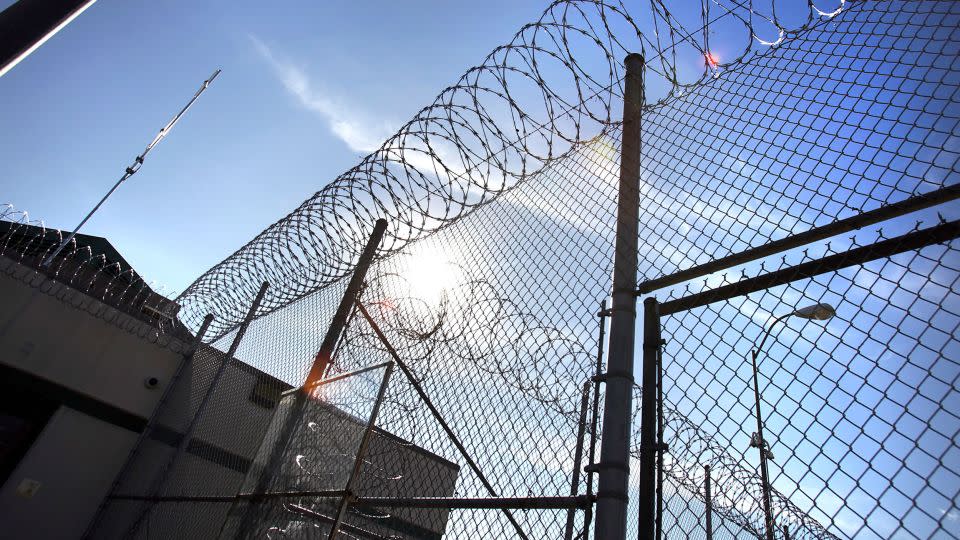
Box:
[174, 0, 848, 339]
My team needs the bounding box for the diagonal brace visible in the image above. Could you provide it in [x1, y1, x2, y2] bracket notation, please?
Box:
[354, 300, 531, 540]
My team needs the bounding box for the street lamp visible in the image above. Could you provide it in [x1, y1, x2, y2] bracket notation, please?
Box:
[749, 302, 835, 540]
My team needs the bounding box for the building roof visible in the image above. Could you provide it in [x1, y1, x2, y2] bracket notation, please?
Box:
[0, 218, 189, 337]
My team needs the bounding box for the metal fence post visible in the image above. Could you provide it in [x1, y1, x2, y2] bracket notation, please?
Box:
[637, 297, 661, 539]
[234, 219, 387, 534]
[596, 52, 644, 540]
[327, 361, 395, 539]
[656, 330, 664, 540]
[126, 281, 268, 537]
[82, 312, 215, 539]
[565, 380, 592, 540]
[704, 465, 713, 540]
[584, 300, 608, 540]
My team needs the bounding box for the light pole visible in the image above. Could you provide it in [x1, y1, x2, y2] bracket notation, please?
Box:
[749, 302, 835, 540]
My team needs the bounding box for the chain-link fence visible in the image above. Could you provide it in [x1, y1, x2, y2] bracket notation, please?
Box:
[70, 0, 960, 538]
[643, 219, 959, 539]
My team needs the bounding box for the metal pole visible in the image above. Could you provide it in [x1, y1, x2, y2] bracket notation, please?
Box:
[584, 301, 608, 540]
[308, 219, 389, 384]
[704, 465, 713, 540]
[126, 281, 267, 537]
[328, 361, 395, 539]
[565, 381, 592, 540]
[596, 52, 644, 540]
[82, 312, 215, 539]
[751, 347, 775, 540]
[636, 297, 660, 540]
[0, 0, 97, 77]
[655, 331, 664, 540]
[354, 301, 531, 540]
[236, 219, 387, 534]
[41, 68, 221, 267]
[784, 524, 791, 540]
[636, 184, 960, 295]
[749, 313, 790, 540]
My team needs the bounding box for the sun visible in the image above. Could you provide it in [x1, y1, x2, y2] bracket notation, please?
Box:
[404, 250, 459, 305]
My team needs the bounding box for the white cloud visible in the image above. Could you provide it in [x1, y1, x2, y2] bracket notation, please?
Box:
[249, 35, 395, 153]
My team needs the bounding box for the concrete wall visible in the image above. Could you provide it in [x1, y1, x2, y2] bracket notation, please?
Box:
[0, 266, 187, 419]
[0, 407, 138, 539]
[0, 259, 189, 539]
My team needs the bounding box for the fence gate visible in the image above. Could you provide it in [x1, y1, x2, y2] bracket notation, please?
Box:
[637, 213, 960, 539]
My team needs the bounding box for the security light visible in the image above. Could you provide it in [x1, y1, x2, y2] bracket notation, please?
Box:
[790, 303, 835, 321]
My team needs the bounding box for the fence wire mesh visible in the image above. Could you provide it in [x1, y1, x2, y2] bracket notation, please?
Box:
[651, 221, 960, 539]
[72, 0, 960, 539]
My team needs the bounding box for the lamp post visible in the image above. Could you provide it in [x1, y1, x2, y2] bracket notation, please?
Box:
[749, 302, 835, 540]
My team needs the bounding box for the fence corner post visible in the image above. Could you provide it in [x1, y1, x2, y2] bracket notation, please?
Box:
[595, 52, 644, 540]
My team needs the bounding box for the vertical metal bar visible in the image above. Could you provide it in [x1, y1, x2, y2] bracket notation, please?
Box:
[184, 281, 269, 448]
[127, 281, 268, 537]
[565, 381, 592, 540]
[237, 219, 387, 533]
[596, 52, 644, 540]
[655, 337, 664, 540]
[704, 465, 713, 540]
[328, 362, 395, 539]
[0, 0, 97, 77]
[82, 312, 215, 539]
[309, 219, 388, 384]
[584, 301, 608, 540]
[751, 347, 776, 540]
[354, 301, 531, 540]
[783, 524, 791, 540]
[637, 297, 660, 540]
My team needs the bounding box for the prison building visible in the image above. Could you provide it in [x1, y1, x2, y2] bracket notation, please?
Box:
[0, 220, 458, 539]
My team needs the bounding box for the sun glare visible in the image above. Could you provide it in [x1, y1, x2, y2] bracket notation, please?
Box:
[404, 251, 459, 305]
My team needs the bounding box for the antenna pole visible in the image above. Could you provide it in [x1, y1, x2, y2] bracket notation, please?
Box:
[41, 68, 221, 267]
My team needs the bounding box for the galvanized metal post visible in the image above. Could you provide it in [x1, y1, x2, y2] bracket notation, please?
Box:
[565, 380, 592, 540]
[82, 312, 215, 539]
[704, 465, 713, 540]
[328, 361, 395, 539]
[307, 218, 389, 385]
[637, 297, 660, 539]
[596, 52, 644, 540]
[234, 219, 388, 535]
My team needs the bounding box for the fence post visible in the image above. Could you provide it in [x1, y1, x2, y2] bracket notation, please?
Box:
[327, 361, 395, 539]
[126, 281, 268, 537]
[596, 52, 644, 540]
[565, 380, 592, 540]
[656, 330, 664, 540]
[233, 219, 387, 535]
[82, 312, 215, 539]
[637, 297, 661, 539]
[704, 465, 713, 540]
[307, 218, 389, 384]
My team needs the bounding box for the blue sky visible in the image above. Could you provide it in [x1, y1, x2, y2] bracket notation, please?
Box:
[0, 0, 547, 295]
[4, 1, 956, 538]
